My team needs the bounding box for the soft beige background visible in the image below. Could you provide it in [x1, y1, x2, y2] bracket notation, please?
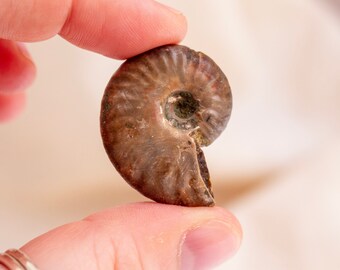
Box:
[1, 0, 340, 269]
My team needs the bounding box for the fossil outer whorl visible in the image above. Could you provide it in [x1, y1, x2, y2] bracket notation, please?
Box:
[101, 45, 232, 207]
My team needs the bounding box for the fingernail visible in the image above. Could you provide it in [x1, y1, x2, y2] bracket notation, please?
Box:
[153, 1, 183, 15]
[180, 221, 241, 270]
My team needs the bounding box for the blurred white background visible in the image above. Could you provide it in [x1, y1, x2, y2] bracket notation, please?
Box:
[1, 0, 340, 269]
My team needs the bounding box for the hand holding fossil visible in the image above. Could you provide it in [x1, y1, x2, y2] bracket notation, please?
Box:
[0, 1, 241, 269]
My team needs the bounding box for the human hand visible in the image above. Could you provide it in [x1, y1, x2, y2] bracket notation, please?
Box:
[0, 1, 242, 269]
[0, 203, 242, 270]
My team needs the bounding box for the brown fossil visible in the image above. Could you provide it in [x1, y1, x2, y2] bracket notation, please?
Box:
[100, 45, 232, 207]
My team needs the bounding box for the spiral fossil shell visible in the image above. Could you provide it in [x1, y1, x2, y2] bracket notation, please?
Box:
[100, 45, 232, 207]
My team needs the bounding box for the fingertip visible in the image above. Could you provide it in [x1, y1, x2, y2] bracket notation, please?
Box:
[109, 203, 243, 269]
[179, 207, 242, 270]
[0, 92, 26, 122]
[180, 220, 241, 270]
[59, 0, 188, 59]
[113, 0, 188, 59]
[152, 0, 188, 37]
[0, 40, 36, 93]
[85, 202, 243, 267]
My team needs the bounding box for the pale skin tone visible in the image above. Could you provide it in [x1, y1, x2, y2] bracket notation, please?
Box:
[0, 0, 242, 269]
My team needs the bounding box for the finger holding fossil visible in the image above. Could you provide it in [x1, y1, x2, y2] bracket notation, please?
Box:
[101, 44, 232, 207]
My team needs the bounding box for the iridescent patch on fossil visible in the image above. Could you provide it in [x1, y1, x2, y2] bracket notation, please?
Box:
[100, 45, 232, 207]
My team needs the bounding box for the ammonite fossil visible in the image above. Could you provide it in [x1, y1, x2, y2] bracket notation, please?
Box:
[100, 45, 232, 207]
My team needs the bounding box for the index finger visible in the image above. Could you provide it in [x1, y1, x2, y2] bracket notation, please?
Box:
[0, 0, 187, 59]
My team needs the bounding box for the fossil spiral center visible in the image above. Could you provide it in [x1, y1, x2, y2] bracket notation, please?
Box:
[173, 91, 199, 119]
[164, 91, 200, 130]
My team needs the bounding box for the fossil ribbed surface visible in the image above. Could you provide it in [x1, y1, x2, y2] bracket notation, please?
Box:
[101, 45, 232, 206]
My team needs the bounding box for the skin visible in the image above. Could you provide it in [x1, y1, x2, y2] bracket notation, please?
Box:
[0, 1, 242, 269]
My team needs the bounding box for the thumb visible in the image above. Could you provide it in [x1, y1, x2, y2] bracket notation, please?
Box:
[19, 202, 242, 270]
